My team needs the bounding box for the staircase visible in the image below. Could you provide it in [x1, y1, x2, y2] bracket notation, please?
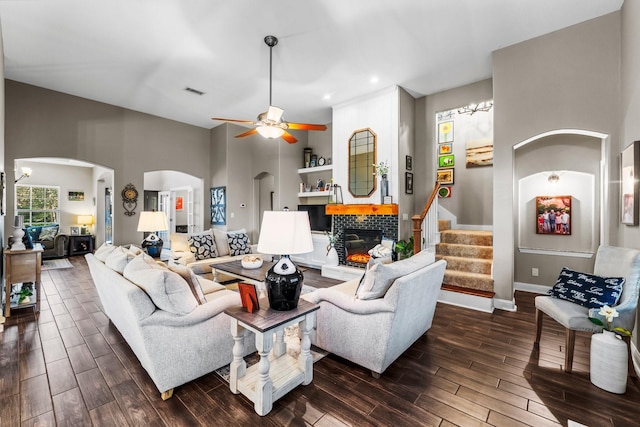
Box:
[436, 220, 494, 298]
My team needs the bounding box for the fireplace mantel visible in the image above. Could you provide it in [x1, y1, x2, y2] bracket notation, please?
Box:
[326, 204, 398, 215]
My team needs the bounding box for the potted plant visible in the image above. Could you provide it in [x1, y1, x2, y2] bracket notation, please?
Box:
[12, 282, 34, 304]
[325, 230, 341, 266]
[395, 236, 414, 260]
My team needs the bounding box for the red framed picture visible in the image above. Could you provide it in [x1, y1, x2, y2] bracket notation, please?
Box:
[238, 283, 260, 313]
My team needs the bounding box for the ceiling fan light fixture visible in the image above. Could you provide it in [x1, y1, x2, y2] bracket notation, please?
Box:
[257, 125, 285, 139]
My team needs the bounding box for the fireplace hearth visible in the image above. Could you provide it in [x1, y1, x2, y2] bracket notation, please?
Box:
[342, 228, 382, 267]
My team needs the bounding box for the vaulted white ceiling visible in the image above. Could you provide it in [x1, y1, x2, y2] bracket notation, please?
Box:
[0, 0, 623, 129]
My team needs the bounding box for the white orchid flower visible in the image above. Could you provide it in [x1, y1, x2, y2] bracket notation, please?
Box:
[598, 305, 619, 324]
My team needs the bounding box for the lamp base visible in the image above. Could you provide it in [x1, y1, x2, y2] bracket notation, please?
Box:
[265, 256, 304, 311]
[141, 234, 163, 258]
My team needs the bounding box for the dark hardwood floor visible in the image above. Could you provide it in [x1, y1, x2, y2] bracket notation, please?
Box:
[1, 256, 639, 426]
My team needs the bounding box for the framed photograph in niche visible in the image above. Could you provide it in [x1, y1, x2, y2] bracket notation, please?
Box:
[436, 168, 454, 185]
[211, 186, 226, 225]
[622, 141, 639, 225]
[535, 195, 572, 235]
[405, 172, 413, 194]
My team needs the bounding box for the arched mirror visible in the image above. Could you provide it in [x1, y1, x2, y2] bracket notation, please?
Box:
[348, 128, 376, 197]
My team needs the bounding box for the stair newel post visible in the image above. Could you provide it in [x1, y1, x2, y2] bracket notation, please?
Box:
[412, 215, 422, 255]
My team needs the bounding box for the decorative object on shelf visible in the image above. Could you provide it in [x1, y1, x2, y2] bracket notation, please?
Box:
[325, 230, 340, 266]
[324, 183, 331, 192]
[374, 160, 390, 204]
[329, 184, 343, 204]
[241, 255, 263, 269]
[304, 147, 312, 168]
[257, 210, 313, 311]
[405, 172, 413, 194]
[406, 155, 412, 171]
[316, 179, 324, 191]
[589, 306, 631, 394]
[318, 156, 326, 166]
[622, 140, 639, 225]
[383, 196, 392, 204]
[122, 183, 138, 216]
[68, 191, 84, 201]
[211, 186, 226, 225]
[310, 154, 317, 168]
[137, 211, 169, 258]
[14, 166, 32, 183]
[70, 226, 80, 236]
[535, 195, 571, 235]
[327, 157, 332, 165]
[12, 215, 26, 251]
[238, 282, 259, 313]
[77, 215, 93, 235]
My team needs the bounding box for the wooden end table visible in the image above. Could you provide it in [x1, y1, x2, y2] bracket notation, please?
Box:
[3, 244, 44, 317]
[224, 298, 319, 416]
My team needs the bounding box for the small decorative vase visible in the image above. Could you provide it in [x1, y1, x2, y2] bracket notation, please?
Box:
[12, 227, 26, 251]
[380, 174, 389, 204]
[590, 330, 628, 394]
[326, 245, 339, 266]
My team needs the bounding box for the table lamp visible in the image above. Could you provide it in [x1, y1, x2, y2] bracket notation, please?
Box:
[77, 215, 93, 235]
[257, 210, 313, 311]
[137, 211, 169, 258]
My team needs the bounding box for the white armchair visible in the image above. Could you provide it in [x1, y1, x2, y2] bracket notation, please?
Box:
[534, 245, 640, 373]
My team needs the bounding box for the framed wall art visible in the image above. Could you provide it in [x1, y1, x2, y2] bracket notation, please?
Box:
[438, 121, 453, 143]
[211, 186, 226, 225]
[70, 226, 80, 236]
[68, 191, 84, 201]
[175, 196, 184, 211]
[405, 155, 412, 171]
[405, 172, 413, 194]
[436, 169, 454, 185]
[439, 155, 455, 168]
[439, 144, 452, 155]
[621, 141, 639, 225]
[536, 195, 572, 235]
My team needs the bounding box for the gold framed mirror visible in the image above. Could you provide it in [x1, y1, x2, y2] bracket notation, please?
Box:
[348, 128, 376, 197]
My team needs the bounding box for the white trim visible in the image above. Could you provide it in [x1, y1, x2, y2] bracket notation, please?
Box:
[454, 224, 493, 231]
[513, 129, 608, 150]
[514, 281, 550, 294]
[438, 289, 494, 313]
[518, 248, 594, 258]
[437, 205, 457, 229]
[493, 298, 517, 312]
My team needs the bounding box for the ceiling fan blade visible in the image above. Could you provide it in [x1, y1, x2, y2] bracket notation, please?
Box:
[281, 131, 298, 144]
[286, 122, 327, 131]
[235, 128, 259, 138]
[266, 106, 284, 122]
[211, 117, 257, 125]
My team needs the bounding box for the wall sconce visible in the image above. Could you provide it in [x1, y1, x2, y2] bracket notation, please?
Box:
[14, 167, 32, 183]
[548, 172, 560, 184]
[457, 101, 493, 115]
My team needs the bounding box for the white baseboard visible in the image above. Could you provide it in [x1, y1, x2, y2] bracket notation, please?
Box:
[438, 289, 494, 313]
[453, 224, 493, 231]
[514, 281, 551, 295]
[494, 298, 517, 312]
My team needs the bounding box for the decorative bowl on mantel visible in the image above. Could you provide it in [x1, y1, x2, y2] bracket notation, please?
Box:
[241, 255, 263, 269]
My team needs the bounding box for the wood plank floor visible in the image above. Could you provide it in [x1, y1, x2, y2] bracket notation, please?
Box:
[1, 256, 639, 426]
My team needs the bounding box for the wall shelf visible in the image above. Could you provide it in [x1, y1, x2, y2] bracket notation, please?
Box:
[297, 191, 331, 198]
[297, 165, 333, 174]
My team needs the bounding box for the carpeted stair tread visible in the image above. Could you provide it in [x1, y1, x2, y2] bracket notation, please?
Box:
[436, 243, 493, 259]
[440, 229, 493, 246]
[436, 254, 492, 275]
[438, 219, 451, 232]
[443, 270, 494, 293]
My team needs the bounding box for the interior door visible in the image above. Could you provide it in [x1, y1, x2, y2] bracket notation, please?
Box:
[158, 191, 171, 245]
[104, 188, 113, 244]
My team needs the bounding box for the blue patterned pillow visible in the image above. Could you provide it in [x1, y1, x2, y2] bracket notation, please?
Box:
[227, 232, 251, 256]
[188, 233, 217, 260]
[549, 267, 624, 309]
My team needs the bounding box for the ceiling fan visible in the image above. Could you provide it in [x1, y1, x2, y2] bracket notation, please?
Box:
[212, 35, 327, 144]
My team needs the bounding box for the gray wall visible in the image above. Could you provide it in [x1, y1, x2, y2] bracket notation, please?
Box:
[5, 80, 211, 246]
[492, 12, 621, 302]
[0, 22, 5, 280]
[397, 87, 415, 240]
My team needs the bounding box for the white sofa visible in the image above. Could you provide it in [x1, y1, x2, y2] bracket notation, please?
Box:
[302, 251, 446, 377]
[86, 245, 256, 399]
[171, 228, 270, 280]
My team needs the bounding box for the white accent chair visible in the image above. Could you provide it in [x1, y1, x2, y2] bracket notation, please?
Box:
[534, 246, 640, 373]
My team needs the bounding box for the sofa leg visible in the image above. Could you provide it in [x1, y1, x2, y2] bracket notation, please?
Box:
[371, 371, 380, 379]
[161, 389, 174, 400]
[534, 309, 543, 345]
[564, 329, 575, 373]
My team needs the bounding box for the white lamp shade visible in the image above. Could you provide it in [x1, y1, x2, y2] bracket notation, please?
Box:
[257, 211, 313, 255]
[77, 215, 93, 225]
[137, 211, 169, 232]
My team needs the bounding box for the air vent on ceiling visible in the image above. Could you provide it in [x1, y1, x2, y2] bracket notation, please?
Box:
[185, 87, 205, 95]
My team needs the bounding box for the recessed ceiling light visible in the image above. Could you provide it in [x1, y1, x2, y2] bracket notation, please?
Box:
[370, 76, 379, 84]
[323, 94, 332, 100]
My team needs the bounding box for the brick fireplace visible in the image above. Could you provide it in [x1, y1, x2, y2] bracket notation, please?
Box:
[327, 204, 398, 267]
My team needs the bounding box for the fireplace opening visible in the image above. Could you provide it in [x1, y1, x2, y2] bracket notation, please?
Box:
[343, 228, 383, 267]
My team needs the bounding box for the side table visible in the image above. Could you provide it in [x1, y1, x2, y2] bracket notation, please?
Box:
[3, 244, 44, 317]
[224, 298, 319, 416]
[68, 234, 95, 256]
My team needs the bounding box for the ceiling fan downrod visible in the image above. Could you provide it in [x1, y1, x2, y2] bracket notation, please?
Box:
[264, 35, 278, 107]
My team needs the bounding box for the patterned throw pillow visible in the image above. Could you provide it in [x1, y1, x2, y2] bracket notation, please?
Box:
[549, 267, 625, 309]
[39, 225, 58, 241]
[227, 232, 251, 256]
[188, 233, 218, 260]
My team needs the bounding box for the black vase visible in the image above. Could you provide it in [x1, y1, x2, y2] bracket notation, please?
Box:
[264, 256, 304, 311]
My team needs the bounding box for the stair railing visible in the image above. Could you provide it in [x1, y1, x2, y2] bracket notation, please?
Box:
[412, 181, 440, 255]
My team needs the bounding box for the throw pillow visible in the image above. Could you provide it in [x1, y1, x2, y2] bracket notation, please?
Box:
[356, 250, 436, 300]
[169, 264, 207, 304]
[94, 243, 117, 262]
[105, 246, 137, 274]
[189, 233, 218, 260]
[549, 267, 625, 309]
[213, 229, 231, 257]
[39, 225, 58, 241]
[228, 232, 251, 256]
[126, 266, 197, 315]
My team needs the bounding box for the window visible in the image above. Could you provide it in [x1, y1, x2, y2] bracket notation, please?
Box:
[15, 185, 60, 226]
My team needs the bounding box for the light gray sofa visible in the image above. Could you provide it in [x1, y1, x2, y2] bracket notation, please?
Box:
[86, 248, 256, 399]
[302, 251, 446, 377]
